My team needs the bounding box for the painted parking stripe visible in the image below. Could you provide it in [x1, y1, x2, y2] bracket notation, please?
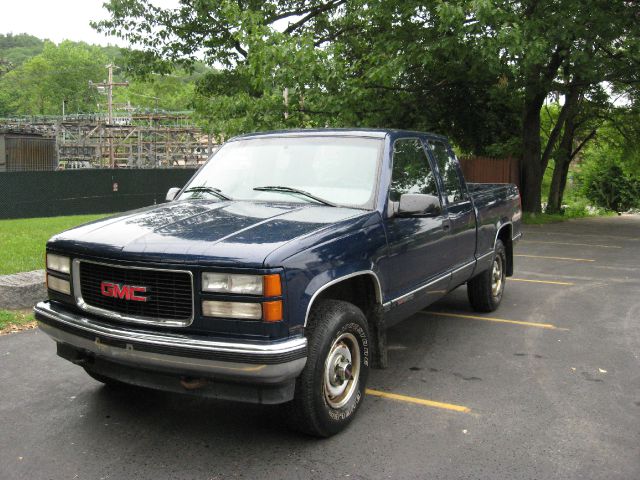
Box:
[520, 239, 621, 249]
[510, 278, 575, 286]
[524, 230, 639, 242]
[421, 311, 568, 331]
[515, 254, 595, 262]
[366, 388, 471, 413]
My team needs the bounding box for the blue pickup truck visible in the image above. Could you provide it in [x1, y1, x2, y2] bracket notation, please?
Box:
[36, 129, 521, 436]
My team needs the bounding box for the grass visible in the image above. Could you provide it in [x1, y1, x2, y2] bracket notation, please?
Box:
[523, 210, 616, 225]
[0, 214, 109, 275]
[0, 309, 35, 333]
[523, 196, 616, 225]
[523, 212, 570, 225]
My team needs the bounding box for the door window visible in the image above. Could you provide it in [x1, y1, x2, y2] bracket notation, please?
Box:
[390, 139, 439, 202]
[428, 140, 468, 204]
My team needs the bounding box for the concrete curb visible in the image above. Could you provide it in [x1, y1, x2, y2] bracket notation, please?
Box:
[0, 270, 46, 310]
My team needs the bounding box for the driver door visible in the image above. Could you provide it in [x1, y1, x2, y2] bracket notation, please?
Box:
[379, 138, 451, 322]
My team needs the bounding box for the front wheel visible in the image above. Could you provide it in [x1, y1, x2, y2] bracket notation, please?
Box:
[287, 300, 370, 437]
[467, 239, 507, 312]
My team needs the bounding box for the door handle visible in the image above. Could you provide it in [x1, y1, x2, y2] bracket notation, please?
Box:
[442, 223, 451, 231]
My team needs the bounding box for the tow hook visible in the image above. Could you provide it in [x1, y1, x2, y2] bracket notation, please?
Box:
[180, 377, 209, 390]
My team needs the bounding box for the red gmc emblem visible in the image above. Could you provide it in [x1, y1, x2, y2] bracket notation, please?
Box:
[100, 281, 148, 302]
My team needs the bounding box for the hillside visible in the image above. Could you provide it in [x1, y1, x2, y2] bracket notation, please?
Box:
[0, 33, 207, 116]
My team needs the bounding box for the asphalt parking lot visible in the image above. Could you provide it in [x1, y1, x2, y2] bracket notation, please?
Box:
[1, 215, 639, 480]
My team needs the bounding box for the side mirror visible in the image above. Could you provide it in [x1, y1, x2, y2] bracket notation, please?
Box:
[397, 193, 441, 216]
[165, 187, 180, 202]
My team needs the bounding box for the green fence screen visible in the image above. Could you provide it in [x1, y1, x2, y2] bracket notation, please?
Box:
[0, 169, 197, 219]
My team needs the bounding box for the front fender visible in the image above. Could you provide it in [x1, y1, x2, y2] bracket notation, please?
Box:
[280, 219, 388, 332]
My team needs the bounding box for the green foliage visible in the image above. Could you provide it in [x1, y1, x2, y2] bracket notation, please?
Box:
[0, 33, 45, 70]
[0, 41, 107, 115]
[579, 147, 640, 212]
[1, 2, 639, 218]
[0, 36, 207, 117]
[114, 71, 197, 112]
[93, 1, 640, 162]
[573, 106, 640, 212]
[95, 0, 524, 151]
[523, 202, 613, 224]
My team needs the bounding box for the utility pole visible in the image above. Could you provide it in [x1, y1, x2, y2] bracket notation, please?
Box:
[90, 65, 128, 168]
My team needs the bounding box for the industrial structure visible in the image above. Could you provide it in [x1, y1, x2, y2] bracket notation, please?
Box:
[0, 63, 217, 171]
[0, 131, 57, 171]
[0, 112, 214, 170]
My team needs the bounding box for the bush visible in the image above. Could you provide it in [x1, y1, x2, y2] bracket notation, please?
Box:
[581, 160, 640, 212]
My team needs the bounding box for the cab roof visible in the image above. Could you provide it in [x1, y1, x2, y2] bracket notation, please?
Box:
[230, 128, 448, 142]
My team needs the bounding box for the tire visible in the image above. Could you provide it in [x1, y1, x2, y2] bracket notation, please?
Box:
[467, 239, 507, 312]
[286, 299, 370, 437]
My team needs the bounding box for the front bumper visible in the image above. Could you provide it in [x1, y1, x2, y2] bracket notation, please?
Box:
[35, 301, 307, 387]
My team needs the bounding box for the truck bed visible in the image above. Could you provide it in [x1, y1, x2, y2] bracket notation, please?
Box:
[467, 182, 522, 270]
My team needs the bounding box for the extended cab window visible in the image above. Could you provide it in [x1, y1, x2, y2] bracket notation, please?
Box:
[428, 140, 468, 204]
[390, 139, 439, 201]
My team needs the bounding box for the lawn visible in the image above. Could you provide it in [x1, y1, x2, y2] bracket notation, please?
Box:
[523, 210, 615, 225]
[0, 309, 36, 334]
[0, 214, 109, 275]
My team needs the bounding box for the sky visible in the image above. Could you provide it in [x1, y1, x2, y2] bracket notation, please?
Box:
[0, 0, 180, 46]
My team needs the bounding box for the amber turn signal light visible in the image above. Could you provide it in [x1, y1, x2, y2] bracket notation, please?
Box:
[263, 274, 282, 297]
[262, 300, 283, 322]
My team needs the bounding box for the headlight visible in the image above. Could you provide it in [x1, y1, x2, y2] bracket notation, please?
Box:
[202, 273, 282, 296]
[47, 274, 71, 295]
[46, 254, 71, 274]
[202, 301, 262, 320]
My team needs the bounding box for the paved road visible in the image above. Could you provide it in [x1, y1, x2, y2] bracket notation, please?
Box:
[1, 215, 639, 479]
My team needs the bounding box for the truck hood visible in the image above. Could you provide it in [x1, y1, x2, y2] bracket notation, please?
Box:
[48, 200, 368, 267]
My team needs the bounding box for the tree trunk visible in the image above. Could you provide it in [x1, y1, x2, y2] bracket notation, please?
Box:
[520, 89, 546, 213]
[546, 119, 575, 213]
[546, 84, 591, 213]
[519, 47, 565, 214]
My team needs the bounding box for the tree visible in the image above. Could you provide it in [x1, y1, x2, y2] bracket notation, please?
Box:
[94, 1, 640, 212]
[436, 0, 640, 212]
[544, 84, 606, 214]
[0, 41, 108, 115]
[95, 1, 521, 149]
[0, 33, 45, 68]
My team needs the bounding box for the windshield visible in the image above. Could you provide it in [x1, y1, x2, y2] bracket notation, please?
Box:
[179, 136, 383, 209]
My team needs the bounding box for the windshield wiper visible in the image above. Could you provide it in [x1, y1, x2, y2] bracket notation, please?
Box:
[183, 186, 233, 201]
[253, 186, 337, 207]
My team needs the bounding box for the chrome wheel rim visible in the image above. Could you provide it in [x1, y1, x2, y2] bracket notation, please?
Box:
[323, 332, 360, 409]
[491, 255, 504, 297]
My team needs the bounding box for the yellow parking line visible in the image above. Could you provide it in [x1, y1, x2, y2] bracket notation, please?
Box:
[515, 254, 595, 262]
[510, 278, 574, 286]
[366, 388, 471, 413]
[421, 311, 568, 331]
[521, 240, 621, 249]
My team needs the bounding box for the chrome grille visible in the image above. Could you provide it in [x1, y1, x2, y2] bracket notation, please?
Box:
[76, 260, 193, 326]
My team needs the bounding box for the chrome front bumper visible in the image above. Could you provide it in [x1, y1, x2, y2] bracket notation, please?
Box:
[34, 301, 307, 385]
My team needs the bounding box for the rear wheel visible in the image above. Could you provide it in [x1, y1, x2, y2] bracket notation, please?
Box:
[467, 239, 506, 312]
[287, 299, 369, 437]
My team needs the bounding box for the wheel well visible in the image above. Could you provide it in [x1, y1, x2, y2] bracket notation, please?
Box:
[314, 274, 380, 317]
[308, 273, 387, 369]
[497, 224, 514, 276]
